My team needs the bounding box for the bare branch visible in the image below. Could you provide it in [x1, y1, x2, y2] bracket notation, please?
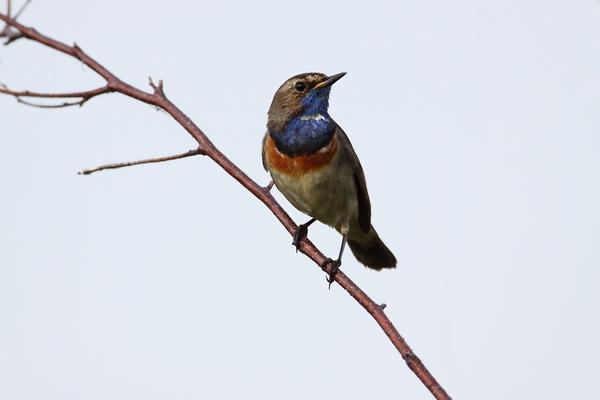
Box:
[0, 84, 112, 107]
[0, 9, 452, 400]
[78, 149, 204, 175]
[0, 0, 30, 44]
[148, 77, 166, 97]
[0, 84, 110, 99]
[0, 19, 21, 44]
[3, 32, 23, 44]
[15, 97, 87, 108]
[13, 0, 31, 20]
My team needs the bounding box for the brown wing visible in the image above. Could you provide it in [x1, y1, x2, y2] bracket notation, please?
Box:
[261, 131, 269, 171]
[334, 124, 371, 233]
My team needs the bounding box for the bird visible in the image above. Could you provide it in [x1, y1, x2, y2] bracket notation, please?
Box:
[262, 72, 396, 282]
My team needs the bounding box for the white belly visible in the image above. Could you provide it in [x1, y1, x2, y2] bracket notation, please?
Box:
[270, 162, 359, 232]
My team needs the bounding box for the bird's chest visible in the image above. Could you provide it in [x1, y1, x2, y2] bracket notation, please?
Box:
[270, 116, 335, 156]
[264, 133, 357, 228]
[264, 116, 337, 177]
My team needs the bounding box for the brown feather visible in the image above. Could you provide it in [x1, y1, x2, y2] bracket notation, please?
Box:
[335, 125, 372, 233]
[264, 134, 338, 176]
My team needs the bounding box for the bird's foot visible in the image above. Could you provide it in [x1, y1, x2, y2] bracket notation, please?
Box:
[292, 224, 309, 252]
[326, 258, 341, 289]
[293, 218, 316, 251]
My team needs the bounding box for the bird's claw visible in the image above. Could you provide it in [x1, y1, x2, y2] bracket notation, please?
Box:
[326, 258, 341, 289]
[292, 224, 308, 251]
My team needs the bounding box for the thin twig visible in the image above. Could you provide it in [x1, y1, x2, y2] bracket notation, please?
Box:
[13, 0, 31, 20]
[0, 11, 452, 400]
[15, 97, 87, 108]
[148, 77, 165, 97]
[0, 84, 111, 107]
[3, 30, 22, 44]
[78, 149, 204, 175]
[0, 0, 29, 44]
[0, 84, 110, 98]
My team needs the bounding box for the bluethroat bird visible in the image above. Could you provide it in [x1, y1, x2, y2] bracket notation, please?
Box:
[262, 72, 396, 283]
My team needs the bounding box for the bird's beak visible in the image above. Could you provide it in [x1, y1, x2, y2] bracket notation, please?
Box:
[313, 72, 347, 90]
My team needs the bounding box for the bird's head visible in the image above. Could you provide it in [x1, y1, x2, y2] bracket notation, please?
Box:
[267, 72, 346, 133]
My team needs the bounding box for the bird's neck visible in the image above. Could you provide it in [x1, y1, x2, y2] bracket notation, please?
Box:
[301, 88, 330, 116]
[270, 112, 335, 157]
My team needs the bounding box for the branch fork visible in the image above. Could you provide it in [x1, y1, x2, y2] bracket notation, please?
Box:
[148, 77, 166, 97]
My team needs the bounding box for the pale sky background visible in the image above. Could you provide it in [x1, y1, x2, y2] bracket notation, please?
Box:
[1, 1, 599, 399]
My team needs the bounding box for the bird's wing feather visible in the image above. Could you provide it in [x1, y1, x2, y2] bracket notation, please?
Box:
[261, 132, 269, 171]
[335, 124, 372, 233]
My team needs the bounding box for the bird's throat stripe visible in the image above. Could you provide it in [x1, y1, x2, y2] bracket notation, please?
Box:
[266, 134, 338, 176]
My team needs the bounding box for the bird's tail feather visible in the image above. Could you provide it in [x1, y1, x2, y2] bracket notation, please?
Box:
[348, 227, 396, 270]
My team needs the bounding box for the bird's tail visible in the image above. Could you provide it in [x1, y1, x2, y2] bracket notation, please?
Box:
[348, 226, 397, 270]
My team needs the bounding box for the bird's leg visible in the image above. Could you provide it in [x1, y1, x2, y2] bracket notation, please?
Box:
[327, 224, 349, 289]
[263, 180, 274, 192]
[292, 218, 316, 251]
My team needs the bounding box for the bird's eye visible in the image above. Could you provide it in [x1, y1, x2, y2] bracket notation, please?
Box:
[294, 81, 307, 92]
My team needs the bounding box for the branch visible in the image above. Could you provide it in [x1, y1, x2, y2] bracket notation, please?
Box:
[12, 0, 30, 20]
[0, 0, 29, 43]
[0, 84, 112, 108]
[0, 10, 451, 400]
[78, 149, 204, 175]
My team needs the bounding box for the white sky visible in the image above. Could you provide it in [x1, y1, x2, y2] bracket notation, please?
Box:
[1, 1, 599, 399]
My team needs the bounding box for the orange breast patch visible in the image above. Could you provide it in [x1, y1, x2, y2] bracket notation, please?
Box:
[265, 134, 338, 176]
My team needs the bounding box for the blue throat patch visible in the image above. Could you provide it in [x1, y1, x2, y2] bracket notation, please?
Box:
[271, 87, 335, 156]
